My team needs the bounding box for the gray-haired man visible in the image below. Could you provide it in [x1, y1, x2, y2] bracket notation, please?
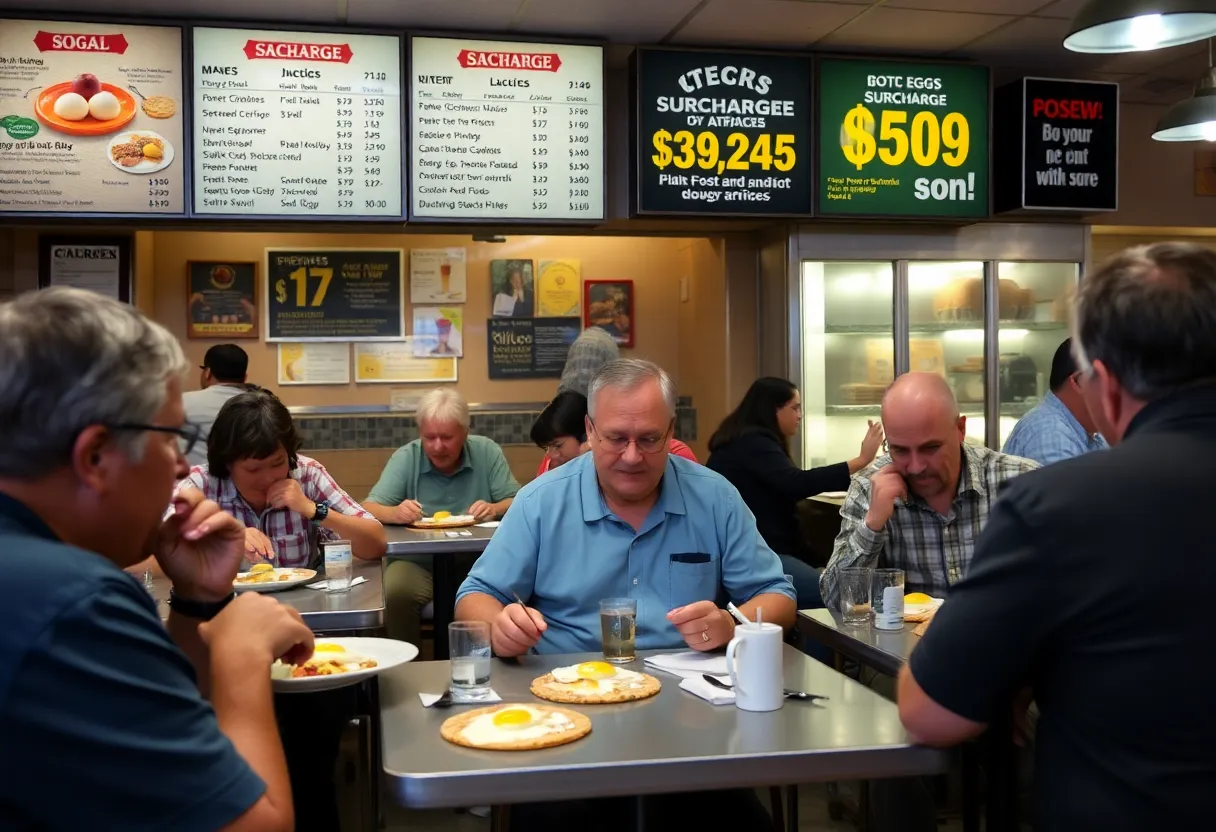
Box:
[0, 288, 313, 831]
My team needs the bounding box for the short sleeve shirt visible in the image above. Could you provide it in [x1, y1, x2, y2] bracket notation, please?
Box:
[0, 493, 264, 830]
[366, 435, 521, 513]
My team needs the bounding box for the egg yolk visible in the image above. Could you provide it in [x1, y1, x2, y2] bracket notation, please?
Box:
[142, 144, 163, 160]
[904, 592, 933, 605]
[249, 563, 274, 574]
[313, 643, 346, 653]
[433, 511, 452, 521]
[570, 678, 599, 690]
[492, 708, 535, 728]
[576, 661, 616, 680]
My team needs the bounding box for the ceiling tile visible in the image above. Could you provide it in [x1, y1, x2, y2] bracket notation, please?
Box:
[346, 0, 521, 29]
[953, 14, 1099, 77]
[0, 0, 342, 21]
[1096, 41, 1207, 76]
[817, 7, 1015, 53]
[1032, 0, 1088, 20]
[673, 0, 866, 48]
[518, 0, 701, 42]
[884, 0, 1050, 14]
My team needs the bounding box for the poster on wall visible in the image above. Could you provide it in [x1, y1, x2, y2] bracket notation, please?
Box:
[633, 48, 813, 216]
[355, 338, 457, 383]
[487, 317, 581, 379]
[38, 235, 130, 302]
[583, 279, 634, 348]
[994, 77, 1118, 213]
[536, 259, 581, 317]
[412, 306, 463, 357]
[490, 259, 535, 317]
[410, 248, 466, 304]
[187, 261, 258, 339]
[264, 248, 404, 342]
[277, 342, 350, 385]
[817, 59, 989, 218]
[0, 19, 186, 216]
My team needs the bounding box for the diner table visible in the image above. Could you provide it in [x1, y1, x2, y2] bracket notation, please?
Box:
[385, 524, 496, 658]
[380, 646, 948, 831]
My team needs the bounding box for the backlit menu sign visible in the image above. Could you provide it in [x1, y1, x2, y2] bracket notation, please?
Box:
[817, 58, 989, 219]
[634, 48, 813, 216]
[994, 77, 1118, 213]
[192, 27, 403, 219]
[0, 19, 185, 216]
[410, 36, 604, 222]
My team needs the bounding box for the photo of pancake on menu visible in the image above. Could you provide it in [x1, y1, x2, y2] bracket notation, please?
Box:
[0, 19, 185, 215]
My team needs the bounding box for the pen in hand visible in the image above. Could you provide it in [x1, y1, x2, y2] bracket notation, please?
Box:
[511, 588, 541, 655]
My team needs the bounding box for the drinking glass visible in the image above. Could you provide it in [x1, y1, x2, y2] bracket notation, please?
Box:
[599, 598, 637, 663]
[839, 567, 873, 625]
[323, 540, 353, 592]
[449, 621, 493, 699]
[871, 568, 906, 630]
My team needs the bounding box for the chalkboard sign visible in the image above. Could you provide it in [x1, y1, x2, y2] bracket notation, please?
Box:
[264, 248, 404, 342]
[488, 317, 580, 379]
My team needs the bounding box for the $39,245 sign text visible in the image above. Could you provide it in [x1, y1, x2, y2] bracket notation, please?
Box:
[265, 248, 404, 342]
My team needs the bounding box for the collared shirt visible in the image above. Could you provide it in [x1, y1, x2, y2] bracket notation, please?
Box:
[0, 492, 264, 829]
[366, 435, 520, 514]
[174, 454, 375, 568]
[457, 454, 795, 654]
[821, 443, 1039, 609]
[1002, 391, 1108, 466]
[181, 383, 246, 467]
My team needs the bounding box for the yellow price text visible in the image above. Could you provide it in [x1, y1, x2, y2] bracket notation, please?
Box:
[275, 266, 334, 307]
[840, 104, 969, 171]
[651, 130, 796, 175]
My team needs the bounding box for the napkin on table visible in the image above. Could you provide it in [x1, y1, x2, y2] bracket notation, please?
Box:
[419, 689, 503, 707]
[679, 675, 735, 705]
[305, 576, 369, 590]
[475, 520, 501, 528]
[644, 651, 729, 680]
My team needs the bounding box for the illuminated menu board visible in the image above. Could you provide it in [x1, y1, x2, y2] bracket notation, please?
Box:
[409, 36, 604, 222]
[192, 26, 403, 219]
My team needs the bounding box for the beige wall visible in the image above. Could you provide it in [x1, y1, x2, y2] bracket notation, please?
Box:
[676, 238, 728, 461]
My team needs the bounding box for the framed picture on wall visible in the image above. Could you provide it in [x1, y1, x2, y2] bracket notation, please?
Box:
[38, 235, 132, 303]
[584, 279, 634, 348]
[186, 261, 258, 339]
[490, 259, 535, 317]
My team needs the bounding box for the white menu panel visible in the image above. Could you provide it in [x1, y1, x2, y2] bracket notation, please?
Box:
[192, 27, 402, 218]
[410, 36, 604, 222]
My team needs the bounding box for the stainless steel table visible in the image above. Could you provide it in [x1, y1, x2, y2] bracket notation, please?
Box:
[796, 608, 918, 677]
[385, 524, 496, 658]
[380, 647, 947, 813]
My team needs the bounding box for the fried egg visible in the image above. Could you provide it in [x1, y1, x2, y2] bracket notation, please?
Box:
[904, 592, 933, 605]
[459, 706, 574, 745]
[547, 661, 646, 694]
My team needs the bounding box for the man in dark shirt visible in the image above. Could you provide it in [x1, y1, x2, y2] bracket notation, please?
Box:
[0, 288, 314, 831]
[899, 242, 1216, 829]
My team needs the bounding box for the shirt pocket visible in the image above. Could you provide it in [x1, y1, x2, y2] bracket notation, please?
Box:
[667, 555, 719, 610]
[272, 530, 316, 569]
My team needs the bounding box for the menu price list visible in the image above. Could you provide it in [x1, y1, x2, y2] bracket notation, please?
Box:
[192, 27, 403, 218]
[410, 36, 604, 222]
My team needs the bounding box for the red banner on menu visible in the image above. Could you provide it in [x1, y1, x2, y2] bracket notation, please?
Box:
[33, 31, 129, 54]
[456, 49, 561, 71]
[242, 39, 353, 62]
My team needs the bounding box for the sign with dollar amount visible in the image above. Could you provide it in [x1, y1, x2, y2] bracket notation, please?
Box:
[818, 59, 988, 218]
[634, 48, 812, 216]
[264, 248, 404, 342]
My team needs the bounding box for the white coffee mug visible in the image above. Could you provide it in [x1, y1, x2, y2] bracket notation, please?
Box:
[724, 622, 784, 712]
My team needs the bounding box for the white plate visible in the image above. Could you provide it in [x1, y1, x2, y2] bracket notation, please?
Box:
[904, 597, 945, 616]
[411, 514, 475, 528]
[106, 130, 174, 174]
[272, 637, 419, 693]
[233, 567, 317, 593]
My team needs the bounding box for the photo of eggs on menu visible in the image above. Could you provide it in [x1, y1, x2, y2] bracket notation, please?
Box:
[0, 20, 185, 215]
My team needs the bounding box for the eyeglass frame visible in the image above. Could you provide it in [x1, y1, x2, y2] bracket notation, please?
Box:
[586, 417, 673, 455]
[107, 421, 204, 458]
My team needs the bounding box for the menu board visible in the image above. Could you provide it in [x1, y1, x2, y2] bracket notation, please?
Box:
[0, 19, 185, 216]
[634, 49, 813, 216]
[410, 36, 604, 222]
[818, 59, 989, 218]
[192, 27, 402, 219]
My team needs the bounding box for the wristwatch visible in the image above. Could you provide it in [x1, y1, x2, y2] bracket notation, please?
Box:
[312, 500, 330, 523]
[168, 589, 236, 621]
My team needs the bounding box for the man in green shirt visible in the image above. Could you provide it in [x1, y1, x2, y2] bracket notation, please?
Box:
[363, 389, 520, 643]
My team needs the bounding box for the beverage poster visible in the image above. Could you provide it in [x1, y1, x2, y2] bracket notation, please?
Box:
[410, 247, 466, 304]
[412, 306, 463, 357]
[490, 259, 535, 318]
[187, 261, 258, 338]
[536, 258, 581, 317]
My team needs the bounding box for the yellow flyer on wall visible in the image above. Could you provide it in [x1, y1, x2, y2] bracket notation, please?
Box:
[355, 338, 457, 384]
[277, 342, 350, 385]
[536, 259, 581, 317]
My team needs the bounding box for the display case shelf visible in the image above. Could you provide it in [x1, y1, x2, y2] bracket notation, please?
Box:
[825, 402, 1038, 417]
[824, 322, 1068, 334]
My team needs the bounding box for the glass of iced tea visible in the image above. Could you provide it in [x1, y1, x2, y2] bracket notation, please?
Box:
[599, 598, 637, 663]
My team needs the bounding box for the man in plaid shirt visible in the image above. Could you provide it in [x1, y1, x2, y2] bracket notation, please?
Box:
[821, 373, 1038, 610]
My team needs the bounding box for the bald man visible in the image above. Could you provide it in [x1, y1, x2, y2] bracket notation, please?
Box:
[821, 373, 1039, 609]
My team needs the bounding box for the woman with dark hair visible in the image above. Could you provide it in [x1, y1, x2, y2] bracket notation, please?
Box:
[706, 377, 883, 610]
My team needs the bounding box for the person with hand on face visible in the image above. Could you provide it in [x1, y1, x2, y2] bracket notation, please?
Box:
[0, 288, 313, 832]
[363, 388, 520, 644]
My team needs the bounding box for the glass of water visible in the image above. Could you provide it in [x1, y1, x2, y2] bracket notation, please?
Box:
[323, 540, 353, 593]
[449, 621, 492, 700]
[839, 567, 873, 625]
[599, 598, 637, 664]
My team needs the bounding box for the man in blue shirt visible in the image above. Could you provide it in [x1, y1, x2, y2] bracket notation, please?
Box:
[1004, 338, 1107, 465]
[457, 359, 795, 657]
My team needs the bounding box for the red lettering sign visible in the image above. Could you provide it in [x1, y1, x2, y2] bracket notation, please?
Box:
[33, 31, 129, 54]
[242, 40, 353, 63]
[456, 49, 562, 72]
[1032, 98, 1103, 120]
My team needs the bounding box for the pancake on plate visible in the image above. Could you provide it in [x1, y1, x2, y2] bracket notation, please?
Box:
[530, 660, 661, 704]
[440, 704, 591, 751]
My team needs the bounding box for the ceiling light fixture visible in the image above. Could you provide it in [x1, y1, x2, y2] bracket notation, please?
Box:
[1064, 1, 1216, 53]
[1153, 39, 1216, 140]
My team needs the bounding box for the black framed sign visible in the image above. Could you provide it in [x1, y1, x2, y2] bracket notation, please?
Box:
[38, 234, 132, 303]
[264, 247, 404, 341]
[487, 317, 580, 379]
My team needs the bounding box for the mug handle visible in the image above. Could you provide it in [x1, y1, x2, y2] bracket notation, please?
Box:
[725, 635, 745, 696]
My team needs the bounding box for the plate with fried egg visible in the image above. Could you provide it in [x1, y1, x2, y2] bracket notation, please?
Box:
[271, 637, 418, 693]
[530, 660, 661, 704]
[408, 511, 477, 529]
[904, 592, 944, 622]
[440, 704, 591, 751]
[234, 564, 316, 593]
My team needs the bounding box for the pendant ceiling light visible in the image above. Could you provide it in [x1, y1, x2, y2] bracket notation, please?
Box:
[1153, 40, 1216, 140]
[1064, 0, 1216, 53]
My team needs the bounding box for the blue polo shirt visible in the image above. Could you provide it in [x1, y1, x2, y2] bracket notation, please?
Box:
[0, 493, 264, 830]
[457, 454, 795, 654]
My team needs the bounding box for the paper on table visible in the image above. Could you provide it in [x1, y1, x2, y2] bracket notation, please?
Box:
[644, 651, 729, 679]
[419, 689, 502, 707]
[305, 576, 369, 590]
[475, 521, 501, 528]
[679, 676, 735, 705]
